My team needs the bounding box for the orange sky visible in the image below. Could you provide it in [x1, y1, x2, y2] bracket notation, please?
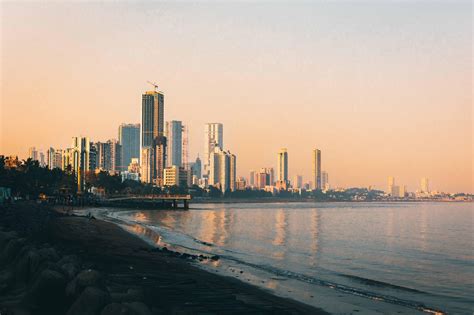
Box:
[1, 2, 472, 193]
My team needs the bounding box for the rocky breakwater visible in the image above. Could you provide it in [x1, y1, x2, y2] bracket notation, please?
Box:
[0, 204, 152, 315]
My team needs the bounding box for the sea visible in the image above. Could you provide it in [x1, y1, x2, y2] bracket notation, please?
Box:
[79, 202, 473, 314]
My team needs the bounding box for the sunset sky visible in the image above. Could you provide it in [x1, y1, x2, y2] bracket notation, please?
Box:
[1, 1, 472, 193]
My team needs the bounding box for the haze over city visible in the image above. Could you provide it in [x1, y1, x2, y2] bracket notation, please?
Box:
[1, 1, 472, 193]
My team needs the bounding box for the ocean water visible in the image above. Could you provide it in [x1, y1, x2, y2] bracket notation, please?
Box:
[84, 202, 473, 314]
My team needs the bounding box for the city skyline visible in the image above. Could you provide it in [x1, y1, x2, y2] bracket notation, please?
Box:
[1, 2, 472, 193]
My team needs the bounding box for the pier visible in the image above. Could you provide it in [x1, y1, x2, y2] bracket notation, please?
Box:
[103, 194, 192, 210]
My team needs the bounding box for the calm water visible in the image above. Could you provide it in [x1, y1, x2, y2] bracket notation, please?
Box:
[90, 202, 473, 314]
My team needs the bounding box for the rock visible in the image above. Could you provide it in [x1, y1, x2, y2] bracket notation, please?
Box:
[0, 269, 15, 294]
[211, 255, 220, 261]
[66, 269, 105, 298]
[123, 302, 152, 315]
[67, 286, 109, 315]
[1, 238, 26, 265]
[61, 262, 80, 280]
[36, 247, 60, 262]
[110, 288, 144, 303]
[101, 303, 132, 315]
[15, 248, 40, 283]
[0, 230, 18, 248]
[24, 269, 67, 312]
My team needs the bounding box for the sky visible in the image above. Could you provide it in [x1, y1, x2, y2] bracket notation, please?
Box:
[1, 1, 472, 193]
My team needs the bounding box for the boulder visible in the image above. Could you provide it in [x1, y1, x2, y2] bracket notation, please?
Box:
[123, 302, 152, 315]
[1, 238, 26, 265]
[67, 286, 109, 315]
[101, 303, 132, 315]
[24, 269, 67, 312]
[111, 288, 144, 303]
[66, 269, 105, 299]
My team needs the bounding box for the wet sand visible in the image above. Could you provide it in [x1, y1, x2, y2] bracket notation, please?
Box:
[0, 203, 328, 314]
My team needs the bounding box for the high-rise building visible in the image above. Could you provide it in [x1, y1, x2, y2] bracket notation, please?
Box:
[47, 147, 55, 169]
[387, 176, 395, 194]
[39, 152, 45, 167]
[108, 139, 122, 172]
[277, 148, 288, 184]
[89, 143, 97, 171]
[28, 147, 38, 161]
[95, 142, 111, 171]
[163, 166, 188, 187]
[140, 147, 154, 184]
[293, 175, 303, 189]
[204, 123, 223, 176]
[421, 178, 430, 194]
[312, 149, 322, 190]
[71, 137, 90, 191]
[119, 123, 140, 172]
[322, 171, 329, 190]
[399, 185, 407, 198]
[153, 136, 167, 186]
[209, 148, 236, 192]
[249, 170, 256, 187]
[236, 177, 246, 190]
[165, 120, 183, 167]
[192, 156, 202, 179]
[142, 90, 164, 147]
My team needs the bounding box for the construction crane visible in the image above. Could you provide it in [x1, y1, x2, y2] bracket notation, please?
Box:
[147, 81, 160, 92]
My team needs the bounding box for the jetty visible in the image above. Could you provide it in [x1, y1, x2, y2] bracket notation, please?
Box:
[102, 194, 192, 210]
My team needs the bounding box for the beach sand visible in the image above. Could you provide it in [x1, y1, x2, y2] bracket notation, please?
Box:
[0, 203, 328, 314]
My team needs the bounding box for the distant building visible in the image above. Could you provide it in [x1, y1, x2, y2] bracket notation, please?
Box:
[140, 147, 154, 184]
[142, 90, 164, 147]
[322, 171, 329, 191]
[293, 175, 303, 189]
[236, 177, 246, 190]
[312, 149, 322, 190]
[47, 147, 62, 169]
[165, 120, 183, 167]
[277, 148, 288, 183]
[39, 152, 46, 167]
[153, 136, 167, 186]
[28, 147, 38, 161]
[391, 185, 400, 198]
[128, 158, 140, 173]
[89, 143, 97, 171]
[163, 165, 188, 187]
[421, 178, 430, 194]
[387, 176, 395, 194]
[108, 139, 121, 173]
[204, 123, 223, 177]
[399, 185, 406, 198]
[119, 123, 140, 172]
[192, 156, 202, 179]
[209, 147, 236, 192]
[249, 170, 256, 187]
[71, 137, 90, 191]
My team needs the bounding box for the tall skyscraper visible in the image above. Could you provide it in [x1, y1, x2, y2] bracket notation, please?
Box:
[209, 148, 236, 192]
[277, 148, 288, 183]
[165, 120, 183, 167]
[421, 178, 430, 194]
[312, 149, 322, 190]
[142, 90, 164, 147]
[71, 136, 90, 191]
[204, 123, 223, 176]
[119, 123, 140, 171]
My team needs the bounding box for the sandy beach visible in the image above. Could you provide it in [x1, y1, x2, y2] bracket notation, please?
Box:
[0, 203, 327, 314]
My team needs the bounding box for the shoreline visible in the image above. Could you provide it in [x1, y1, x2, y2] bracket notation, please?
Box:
[0, 202, 328, 314]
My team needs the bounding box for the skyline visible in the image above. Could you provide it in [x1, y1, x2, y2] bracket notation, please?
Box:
[1, 2, 472, 193]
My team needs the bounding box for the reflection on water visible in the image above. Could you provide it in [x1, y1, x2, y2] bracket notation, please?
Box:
[107, 202, 473, 314]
